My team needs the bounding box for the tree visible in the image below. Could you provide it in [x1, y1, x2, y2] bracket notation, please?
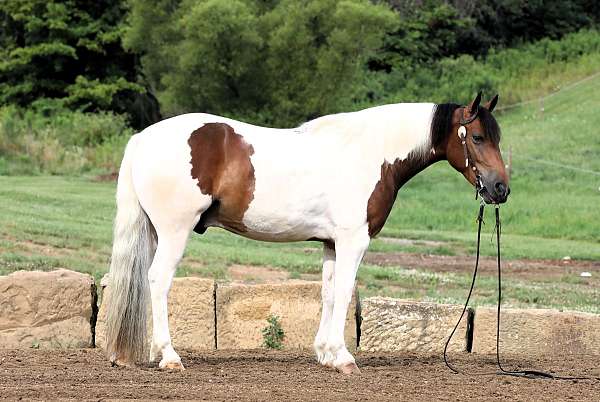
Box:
[125, 0, 397, 126]
[372, 2, 473, 72]
[0, 0, 159, 128]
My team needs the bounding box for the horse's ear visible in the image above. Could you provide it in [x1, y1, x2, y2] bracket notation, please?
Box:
[469, 91, 483, 114]
[484, 94, 499, 113]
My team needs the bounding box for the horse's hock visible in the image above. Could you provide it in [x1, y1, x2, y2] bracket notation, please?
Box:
[359, 297, 472, 353]
[0, 269, 96, 349]
[216, 282, 358, 350]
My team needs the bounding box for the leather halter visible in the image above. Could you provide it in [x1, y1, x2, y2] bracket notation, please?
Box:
[457, 106, 484, 199]
[459, 105, 479, 125]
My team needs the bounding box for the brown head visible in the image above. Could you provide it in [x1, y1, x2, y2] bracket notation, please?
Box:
[431, 92, 510, 204]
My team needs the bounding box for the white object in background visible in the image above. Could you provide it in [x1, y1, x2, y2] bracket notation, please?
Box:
[580, 272, 592, 278]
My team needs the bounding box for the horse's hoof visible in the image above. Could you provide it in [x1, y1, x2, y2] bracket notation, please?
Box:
[337, 362, 361, 375]
[160, 361, 185, 371]
[110, 354, 133, 368]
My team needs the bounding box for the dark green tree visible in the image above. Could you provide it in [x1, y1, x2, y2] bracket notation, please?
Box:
[125, 0, 397, 126]
[372, 2, 473, 72]
[0, 0, 159, 127]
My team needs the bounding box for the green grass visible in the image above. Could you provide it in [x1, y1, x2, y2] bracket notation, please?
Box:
[1, 71, 599, 313]
[358, 265, 599, 314]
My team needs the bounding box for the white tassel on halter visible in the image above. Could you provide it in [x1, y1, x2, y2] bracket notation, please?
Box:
[458, 126, 469, 167]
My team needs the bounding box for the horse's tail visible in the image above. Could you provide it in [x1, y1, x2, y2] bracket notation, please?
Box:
[105, 134, 156, 364]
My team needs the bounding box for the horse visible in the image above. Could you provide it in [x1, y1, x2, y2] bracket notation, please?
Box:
[104, 92, 509, 374]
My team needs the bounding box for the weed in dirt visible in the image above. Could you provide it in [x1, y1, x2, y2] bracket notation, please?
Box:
[262, 314, 285, 350]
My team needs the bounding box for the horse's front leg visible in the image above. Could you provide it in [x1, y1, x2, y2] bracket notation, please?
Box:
[325, 227, 370, 374]
[314, 243, 335, 366]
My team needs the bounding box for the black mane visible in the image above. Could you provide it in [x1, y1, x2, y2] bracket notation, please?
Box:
[430, 103, 501, 149]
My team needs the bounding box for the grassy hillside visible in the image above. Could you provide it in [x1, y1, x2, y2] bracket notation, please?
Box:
[0, 72, 599, 312]
[381, 72, 600, 257]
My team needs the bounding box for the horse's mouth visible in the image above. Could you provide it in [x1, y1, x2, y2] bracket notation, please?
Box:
[478, 186, 509, 204]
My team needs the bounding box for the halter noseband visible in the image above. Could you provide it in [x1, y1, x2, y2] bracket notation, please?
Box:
[458, 106, 485, 200]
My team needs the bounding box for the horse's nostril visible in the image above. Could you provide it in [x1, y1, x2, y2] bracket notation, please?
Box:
[495, 182, 507, 196]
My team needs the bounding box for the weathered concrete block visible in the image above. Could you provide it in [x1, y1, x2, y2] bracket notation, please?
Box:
[472, 307, 600, 356]
[359, 297, 471, 353]
[96, 276, 215, 351]
[216, 281, 358, 350]
[0, 269, 96, 348]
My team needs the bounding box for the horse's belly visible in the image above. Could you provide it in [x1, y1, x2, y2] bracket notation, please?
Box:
[238, 198, 333, 242]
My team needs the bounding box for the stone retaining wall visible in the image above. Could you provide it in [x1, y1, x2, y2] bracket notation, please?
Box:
[2, 269, 599, 357]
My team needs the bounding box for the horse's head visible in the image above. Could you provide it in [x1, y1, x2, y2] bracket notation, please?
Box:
[444, 92, 510, 204]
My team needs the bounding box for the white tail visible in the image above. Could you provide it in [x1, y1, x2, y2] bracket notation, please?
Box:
[105, 134, 156, 364]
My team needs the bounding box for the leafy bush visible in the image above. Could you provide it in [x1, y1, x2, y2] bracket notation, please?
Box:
[366, 29, 600, 107]
[382, 0, 600, 61]
[0, 105, 132, 175]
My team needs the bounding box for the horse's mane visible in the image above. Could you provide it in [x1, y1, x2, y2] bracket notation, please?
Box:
[430, 103, 501, 149]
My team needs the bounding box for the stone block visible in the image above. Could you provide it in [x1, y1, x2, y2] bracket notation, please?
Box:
[359, 297, 471, 353]
[216, 281, 358, 350]
[96, 276, 215, 351]
[472, 307, 600, 356]
[0, 269, 96, 348]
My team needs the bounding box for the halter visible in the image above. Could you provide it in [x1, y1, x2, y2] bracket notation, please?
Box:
[457, 106, 485, 200]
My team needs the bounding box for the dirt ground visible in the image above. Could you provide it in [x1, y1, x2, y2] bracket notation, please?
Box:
[227, 250, 600, 286]
[364, 251, 600, 283]
[1, 349, 598, 401]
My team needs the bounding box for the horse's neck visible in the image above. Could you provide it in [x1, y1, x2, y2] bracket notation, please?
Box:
[304, 103, 435, 161]
[395, 149, 443, 191]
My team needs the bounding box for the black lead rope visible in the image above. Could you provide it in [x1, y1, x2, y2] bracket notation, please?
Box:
[443, 203, 484, 375]
[492, 207, 554, 380]
[443, 205, 599, 381]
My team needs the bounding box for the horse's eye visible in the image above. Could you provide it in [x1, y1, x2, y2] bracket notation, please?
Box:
[472, 134, 484, 144]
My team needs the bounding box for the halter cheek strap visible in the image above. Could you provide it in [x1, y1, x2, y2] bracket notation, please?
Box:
[458, 107, 484, 200]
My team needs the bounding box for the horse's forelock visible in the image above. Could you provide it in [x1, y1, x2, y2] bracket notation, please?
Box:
[478, 107, 501, 145]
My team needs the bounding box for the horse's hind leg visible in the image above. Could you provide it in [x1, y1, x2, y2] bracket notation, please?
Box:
[147, 226, 194, 370]
[140, 192, 211, 370]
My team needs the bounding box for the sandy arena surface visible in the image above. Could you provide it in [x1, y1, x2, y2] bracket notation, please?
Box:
[0, 349, 598, 401]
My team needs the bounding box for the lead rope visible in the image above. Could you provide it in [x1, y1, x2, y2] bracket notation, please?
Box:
[443, 202, 484, 374]
[443, 204, 599, 381]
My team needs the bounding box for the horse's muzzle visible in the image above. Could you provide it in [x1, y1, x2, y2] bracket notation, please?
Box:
[480, 175, 510, 204]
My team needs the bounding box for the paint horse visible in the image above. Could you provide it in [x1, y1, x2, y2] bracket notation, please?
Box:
[105, 92, 509, 374]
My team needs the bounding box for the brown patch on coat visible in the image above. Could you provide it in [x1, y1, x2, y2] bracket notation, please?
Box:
[188, 123, 255, 233]
[367, 155, 436, 237]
